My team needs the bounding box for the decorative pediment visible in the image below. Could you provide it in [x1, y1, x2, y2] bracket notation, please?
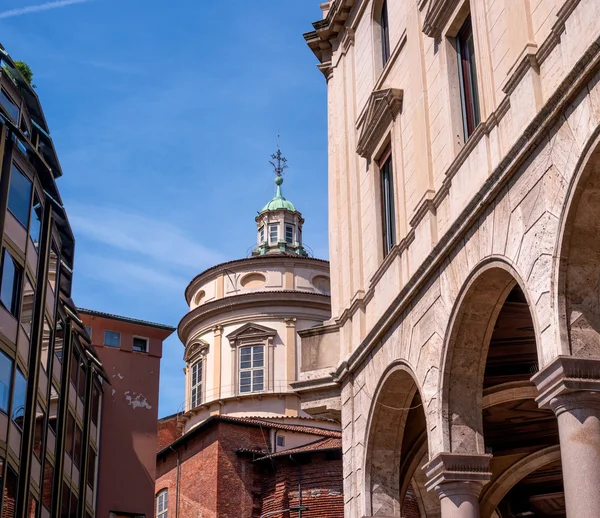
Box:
[184, 339, 209, 363]
[226, 323, 277, 346]
[356, 88, 403, 158]
[422, 0, 460, 39]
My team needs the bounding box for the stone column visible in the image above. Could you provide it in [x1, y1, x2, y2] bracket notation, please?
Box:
[532, 356, 600, 518]
[424, 453, 492, 518]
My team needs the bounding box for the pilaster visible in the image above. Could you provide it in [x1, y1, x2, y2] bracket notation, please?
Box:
[213, 325, 223, 400]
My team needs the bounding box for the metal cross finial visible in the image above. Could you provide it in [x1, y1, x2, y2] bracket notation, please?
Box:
[269, 147, 288, 177]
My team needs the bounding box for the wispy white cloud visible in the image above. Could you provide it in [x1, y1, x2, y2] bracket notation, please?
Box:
[0, 0, 92, 19]
[68, 205, 224, 271]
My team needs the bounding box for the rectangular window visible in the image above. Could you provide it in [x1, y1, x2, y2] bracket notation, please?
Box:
[285, 225, 293, 244]
[91, 385, 100, 426]
[259, 226, 265, 243]
[133, 337, 148, 353]
[29, 193, 42, 250]
[12, 368, 26, 429]
[70, 350, 79, 388]
[239, 345, 264, 393]
[0, 350, 13, 413]
[7, 165, 32, 229]
[73, 422, 82, 467]
[65, 412, 75, 457]
[156, 490, 168, 518]
[87, 446, 96, 488]
[380, 151, 396, 255]
[191, 360, 202, 408]
[48, 246, 58, 293]
[5, 467, 17, 518]
[85, 325, 92, 339]
[380, 0, 390, 66]
[0, 249, 22, 317]
[54, 318, 64, 363]
[104, 330, 120, 348]
[269, 225, 278, 244]
[42, 461, 53, 510]
[33, 404, 44, 458]
[0, 89, 19, 122]
[276, 434, 285, 448]
[457, 15, 480, 140]
[20, 277, 34, 338]
[40, 317, 51, 372]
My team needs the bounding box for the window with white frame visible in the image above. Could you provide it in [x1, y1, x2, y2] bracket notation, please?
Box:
[191, 360, 202, 408]
[259, 226, 265, 243]
[156, 489, 168, 518]
[285, 225, 293, 244]
[269, 225, 278, 244]
[239, 345, 264, 393]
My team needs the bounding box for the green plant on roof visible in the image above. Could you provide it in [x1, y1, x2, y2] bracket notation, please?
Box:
[14, 61, 36, 89]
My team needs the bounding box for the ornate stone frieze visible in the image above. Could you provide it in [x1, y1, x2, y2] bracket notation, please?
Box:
[356, 88, 403, 158]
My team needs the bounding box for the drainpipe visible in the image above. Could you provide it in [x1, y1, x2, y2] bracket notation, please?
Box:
[169, 445, 181, 518]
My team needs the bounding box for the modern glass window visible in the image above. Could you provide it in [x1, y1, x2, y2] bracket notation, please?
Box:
[87, 446, 96, 488]
[20, 277, 34, 338]
[73, 422, 82, 467]
[65, 412, 75, 457]
[0, 350, 13, 413]
[0, 89, 19, 122]
[239, 345, 264, 393]
[0, 248, 22, 317]
[40, 317, 51, 372]
[85, 325, 92, 339]
[42, 462, 53, 510]
[457, 15, 480, 140]
[380, 152, 396, 255]
[54, 318, 65, 363]
[7, 165, 32, 229]
[191, 360, 202, 408]
[285, 225, 293, 244]
[33, 404, 44, 457]
[380, 0, 391, 67]
[259, 226, 265, 243]
[133, 337, 148, 353]
[269, 224, 278, 244]
[29, 193, 42, 250]
[104, 330, 120, 348]
[48, 246, 58, 293]
[12, 368, 26, 429]
[156, 489, 168, 518]
[91, 385, 100, 426]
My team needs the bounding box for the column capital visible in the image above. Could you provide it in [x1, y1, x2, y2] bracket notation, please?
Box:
[424, 452, 492, 495]
[532, 355, 600, 410]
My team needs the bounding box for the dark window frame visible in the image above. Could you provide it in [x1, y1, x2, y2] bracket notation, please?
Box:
[7, 163, 33, 230]
[0, 88, 20, 123]
[380, 0, 391, 67]
[103, 330, 120, 348]
[0, 248, 23, 318]
[379, 149, 396, 256]
[133, 336, 148, 353]
[456, 15, 480, 140]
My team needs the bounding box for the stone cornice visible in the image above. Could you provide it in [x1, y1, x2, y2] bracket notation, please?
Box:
[178, 290, 331, 344]
[356, 88, 403, 158]
[422, 0, 460, 39]
[532, 355, 600, 409]
[333, 30, 600, 385]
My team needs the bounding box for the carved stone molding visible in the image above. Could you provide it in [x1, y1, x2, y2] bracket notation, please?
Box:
[532, 355, 600, 409]
[424, 452, 492, 493]
[226, 322, 277, 347]
[184, 339, 209, 363]
[356, 88, 403, 158]
[422, 0, 460, 39]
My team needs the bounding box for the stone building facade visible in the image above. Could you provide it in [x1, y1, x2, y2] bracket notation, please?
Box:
[298, 1, 600, 517]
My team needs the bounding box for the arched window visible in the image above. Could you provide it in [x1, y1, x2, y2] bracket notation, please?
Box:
[156, 489, 168, 518]
[380, 0, 390, 66]
[191, 360, 202, 408]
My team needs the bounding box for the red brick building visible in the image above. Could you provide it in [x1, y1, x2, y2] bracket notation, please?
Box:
[155, 415, 343, 518]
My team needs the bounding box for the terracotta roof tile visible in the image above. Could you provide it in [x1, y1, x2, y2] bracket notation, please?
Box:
[253, 437, 342, 460]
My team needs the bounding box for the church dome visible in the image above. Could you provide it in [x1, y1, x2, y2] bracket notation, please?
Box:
[260, 179, 297, 213]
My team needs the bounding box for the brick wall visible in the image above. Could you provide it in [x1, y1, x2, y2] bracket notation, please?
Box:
[155, 421, 344, 518]
[402, 483, 421, 518]
[156, 414, 181, 452]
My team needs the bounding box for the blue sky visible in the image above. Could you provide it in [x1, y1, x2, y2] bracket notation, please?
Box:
[0, 0, 328, 417]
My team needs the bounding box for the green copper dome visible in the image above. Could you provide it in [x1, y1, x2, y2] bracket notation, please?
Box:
[260, 177, 297, 213]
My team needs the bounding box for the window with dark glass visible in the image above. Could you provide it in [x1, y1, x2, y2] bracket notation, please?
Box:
[77, 362, 86, 399]
[259, 226, 265, 243]
[276, 434, 285, 447]
[239, 345, 264, 393]
[0, 249, 22, 317]
[91, 385, 100, 426]
[191, 360, 202, 408]
[5, 467, 17, 518]
[54, 318, 64, 363]
[7, 165, 32, 229]
[380, 0, 390, 67]
[33, 404, 44, 457]
[85, 325, 92, 339]
[456, 15, 480, 140]
[29, 193, 42, 250]
[60, 482, 70, 518]
[65, 412, 75, 456]
[285, 225, 293, 244]
[0, 351, 13, 413]
[70, 350, 79, 388]
[12, 368, 26, 429]
[73, 422, 82, 467]
[48, 246, 58, 293]
[87, 446, 96, 488]
[41, 317, 51, 372]
[380, 150, 396, 255]
[269, 225, 278, 244]
[104, 330, 120, 348]
[133, 337, 148, 353]
[0, 89, 19, 122]
[20, 277, 34, 338]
